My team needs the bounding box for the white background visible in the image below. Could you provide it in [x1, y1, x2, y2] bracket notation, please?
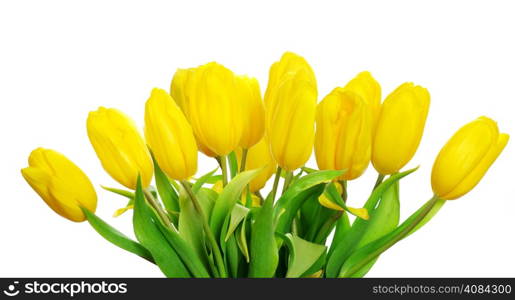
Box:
[1, 0, 514, 277]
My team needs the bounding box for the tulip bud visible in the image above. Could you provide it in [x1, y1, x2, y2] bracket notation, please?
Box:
[265, 52, 317, 171]
[236, 137, 276, 192]
[145, 88, 198, 180]
[372, 82, 430, 175]
[87, 107, 153, 189]
[171, 68, 217, 157]
[185, 62, 243, 156]
[21, 148, 97, 222]
[344, 71, 381, 126]
[315, 88, 373, 180]
[431, 117, 509, 200]
[236, 75, 265, 149]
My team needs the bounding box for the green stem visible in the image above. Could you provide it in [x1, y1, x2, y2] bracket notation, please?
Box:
[143, 189, 173, 229]
[313, 211, 343, 244]
[270, 167, 282, 202]
[282, 171, 293, 195]
[220, 155, 228, 187]
[255, 190, 265, 205]
[179, 180, 227, 278]
[239, 148, 248, 173]
[373, 173, 385, 190]
[341, 195, 440, 277]
[338, 180, 348, 202]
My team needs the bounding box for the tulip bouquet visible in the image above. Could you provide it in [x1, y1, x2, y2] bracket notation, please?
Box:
[21, 52, 508, 278]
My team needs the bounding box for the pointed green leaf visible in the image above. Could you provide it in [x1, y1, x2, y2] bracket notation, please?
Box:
[133, 177, 190, 277]
[151, 152, 179, 213]
[248, 195, 278, 277]
[210, 169, 261, 238]
[326, 167, 418, 278]
[192, 167, 219, 193]
[100, 186, 134, 199]
[82, 207, 153, 263]
[225, 204, 250, 242]
[280, 233, 327, 278]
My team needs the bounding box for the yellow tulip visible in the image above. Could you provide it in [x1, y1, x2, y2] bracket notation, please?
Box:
[236, 137, 277, 192]
[145, 88, 198, 180]
[236, 75, 265, 149]
[21, 148, 97, 222]
[431, 117, 509, 200]
[171, 68, 217, 157]
[344, 71, 381, 126]
[315, 88, 373, 180]
[265, 52, 317, 171]
[372, 82, 430, 175]
[185, 62, 243, 156]
[87, 107, 153, 189]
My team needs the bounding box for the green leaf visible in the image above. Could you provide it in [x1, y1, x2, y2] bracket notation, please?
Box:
[350, 181, 401, 277]
[151, 152, 179, 213]
[132, 177, 190, 277]
[178, 187, 209, 270]
[192, 168, 219, 193]
[274, 170, 343, 235]
[326, 168, 417, 278]
[100, 186, 134, 199]
[338, 197, 440, 277]
[210, 169, 261, 239]
[236, 217, 250, 263]
[279, 233, 327, 278]
[225, 204, 250, 242]
[81, 207, 153, 263]
[248, 195, 278, 277]
[228, 151, 238, 179]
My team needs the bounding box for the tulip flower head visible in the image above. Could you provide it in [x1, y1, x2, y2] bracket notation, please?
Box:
[21, 148, 97, 222]
[372, 82, 430, 175]
[87, 107, 154, 189]
[236, 75, 265, 149]
[145, 88, 198, 180]
[431, 117, 509, 200]
[171, 68, 217, 157]
[315, 88, 373, 180]
[344, 71, 381, 126]
[265, 52, 318, 171]
[184, 62, 243, 156]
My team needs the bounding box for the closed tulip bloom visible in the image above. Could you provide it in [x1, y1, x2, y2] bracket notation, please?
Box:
[264, 52, 317, 133]
[236, 75, 265, 149]
[372, 83, 430, 175]
[344, 71, 381, 126]
[237, 137, 276, 192]
[171, 68, 217, 157]
[21, 148, 97, 222]
[431, 117, 509, 200]
[267, 71, 317, 171]
[145, 88, 198, 180]
[87, 107, 153, 189]
[315, 88, 373, 180]
[185, 62, 243, 156]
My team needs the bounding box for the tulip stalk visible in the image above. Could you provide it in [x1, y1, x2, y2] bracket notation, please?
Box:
[179, 180, 227, 278]
[220, 155, 229, 187]
[143, 188, 173, 228]
[270, 167, 283, 202]
[373, 174, 385, 190]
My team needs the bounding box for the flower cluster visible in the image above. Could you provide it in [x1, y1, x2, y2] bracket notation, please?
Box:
[21, 52, 508, 278]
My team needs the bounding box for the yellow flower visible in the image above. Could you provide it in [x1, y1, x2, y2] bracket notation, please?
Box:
[372, 82, 430, 175]
[185, 62, 243, 156]
[265, 52, 317, 171]
[236, 137, 276, 192]
[315, 88, 373, 180]
[171, 68, 217, 157]
[431, 117, 509, 200]
[87, 107, 153, 189]
[21, 148, 97, 222]
[236, 75, 265, 149]
[145, 88, 198, 180]
[344, 71, 381, 126]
